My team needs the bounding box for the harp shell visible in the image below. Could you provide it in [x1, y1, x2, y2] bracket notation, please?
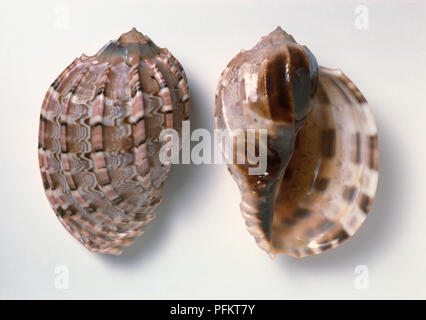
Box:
[215, 27, 378, 257]
[38, 28, 189, 255]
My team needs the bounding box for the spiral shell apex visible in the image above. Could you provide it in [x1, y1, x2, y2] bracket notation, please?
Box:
[38, 28, 189, 254]
[215, 27, 379, 258]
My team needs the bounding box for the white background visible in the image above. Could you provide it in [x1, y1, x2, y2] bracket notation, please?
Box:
[0, 0, 425, 299]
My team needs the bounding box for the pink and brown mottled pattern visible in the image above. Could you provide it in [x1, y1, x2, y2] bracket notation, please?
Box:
[215, 27, 378, 258]
[38, 28, 189, 255]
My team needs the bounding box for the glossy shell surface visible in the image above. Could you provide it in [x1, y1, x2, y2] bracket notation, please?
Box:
[215, 27, 378, 257]
[38, 29, 189, 254]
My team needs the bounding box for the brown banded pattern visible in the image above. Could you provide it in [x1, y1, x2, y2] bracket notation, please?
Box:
[38, 28, 189, 255]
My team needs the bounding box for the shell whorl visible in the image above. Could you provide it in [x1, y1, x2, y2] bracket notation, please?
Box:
[38, 28, 189, 254]
[215, 27, 378, 257]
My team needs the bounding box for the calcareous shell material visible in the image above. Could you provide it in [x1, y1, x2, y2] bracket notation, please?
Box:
[215, 27, 379, 258]
[38, 28, 189, 254]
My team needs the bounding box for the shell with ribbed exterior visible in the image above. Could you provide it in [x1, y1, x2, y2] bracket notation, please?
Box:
[215, 27, 379, 258]
[38, 28, 189, 255]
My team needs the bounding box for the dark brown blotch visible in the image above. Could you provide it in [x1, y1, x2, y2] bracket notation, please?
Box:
[369, 134, 379, 171]
[355, 132, 361, 163]
[69, 206, 78, 216]
[93, 124, 104, 152]
[57, 207, 66, 217]
[359, 193, 372, 214]
[321, 129, 336, 158]
[336, 229, 350, 242]
[313, 178, 329, 192]
[293, 208, 311, 219]
[288, 45, 312, 121]
[319, 242, 333, 251]
[343, 186, 358, 202]
[265, 52, 294, 123]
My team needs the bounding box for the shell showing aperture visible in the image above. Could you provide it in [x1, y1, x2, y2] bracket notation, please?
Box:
[215, 27, 379, 258]
[38, 28, 189, 255]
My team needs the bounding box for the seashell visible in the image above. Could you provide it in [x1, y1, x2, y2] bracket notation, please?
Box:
[215, 27, 379, 258]
[38, 28, 189, 255]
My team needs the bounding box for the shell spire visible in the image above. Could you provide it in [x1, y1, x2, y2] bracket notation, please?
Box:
[96, 28, 161, 65]
[118, 27, 147, 44]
